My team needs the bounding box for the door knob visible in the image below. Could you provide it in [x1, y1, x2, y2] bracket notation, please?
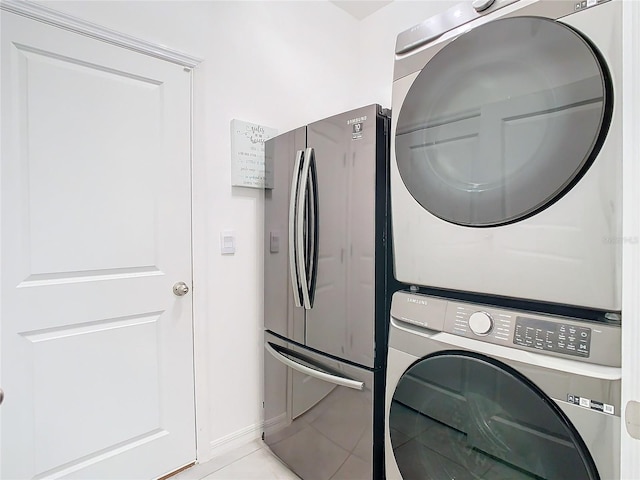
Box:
[173, 282, 189, 296]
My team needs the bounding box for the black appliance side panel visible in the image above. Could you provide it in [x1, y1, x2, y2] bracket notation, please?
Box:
[372, 366, 386, 480]
[374, 107, 401, 370]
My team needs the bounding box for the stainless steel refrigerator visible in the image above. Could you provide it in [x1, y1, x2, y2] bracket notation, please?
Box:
[263, 104, 393, 480]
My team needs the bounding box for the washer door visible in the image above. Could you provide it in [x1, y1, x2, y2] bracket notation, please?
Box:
[389, 351, 599, 479]
[395, 16, 612, 227]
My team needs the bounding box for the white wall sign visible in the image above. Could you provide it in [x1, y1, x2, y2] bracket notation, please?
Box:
[230, 119, 277, 189]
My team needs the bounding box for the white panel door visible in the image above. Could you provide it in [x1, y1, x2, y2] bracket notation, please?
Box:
[1, 12, 195, 479]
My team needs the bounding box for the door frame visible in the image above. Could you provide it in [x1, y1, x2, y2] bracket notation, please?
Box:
[0, 0, 201, 68]
[0, 0, 209, 469]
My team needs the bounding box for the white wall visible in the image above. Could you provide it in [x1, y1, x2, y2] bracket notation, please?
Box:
[356, 0, 457, 107]
[189, 2, 361, 458]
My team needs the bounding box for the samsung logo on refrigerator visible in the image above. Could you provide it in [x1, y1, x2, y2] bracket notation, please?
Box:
[347, 116, 367, 125]
[407, 297, 428, 306]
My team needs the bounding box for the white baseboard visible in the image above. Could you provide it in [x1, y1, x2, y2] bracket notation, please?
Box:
[185, 434, 263, 478]
[208, 422, 264, 460]
[199, 413, 288, 466]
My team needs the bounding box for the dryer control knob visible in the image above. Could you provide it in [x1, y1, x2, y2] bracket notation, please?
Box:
[469, 311, 493, 335]
[472, 0, 495, 12]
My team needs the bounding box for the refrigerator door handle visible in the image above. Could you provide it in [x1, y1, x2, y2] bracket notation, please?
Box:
[296, 148, 313, 310]
[306, 148, 319, 307]
[265, 342, 364, 391]
[289, 149, 304, 308]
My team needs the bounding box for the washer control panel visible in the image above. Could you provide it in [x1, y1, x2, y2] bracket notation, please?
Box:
[390, 291, 621, 367]
[514, 317, 591, 357]
[450, 304, 514, 344]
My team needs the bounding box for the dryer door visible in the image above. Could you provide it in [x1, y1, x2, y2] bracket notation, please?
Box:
[395, 16, 613, 227]
[389, 351, 599, 479]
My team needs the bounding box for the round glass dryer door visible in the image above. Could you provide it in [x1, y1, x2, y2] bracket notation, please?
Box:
[395, 16, 613, 227]
[389, 352, 598, 479]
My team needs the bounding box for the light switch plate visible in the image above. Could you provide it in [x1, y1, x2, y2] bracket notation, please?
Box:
[270, 231, 280, 253]
[221, 230, 235, 255]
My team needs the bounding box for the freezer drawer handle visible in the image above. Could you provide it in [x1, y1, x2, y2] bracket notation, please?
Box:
[289, 149, 304, 308]
[265, 342, 364, 391]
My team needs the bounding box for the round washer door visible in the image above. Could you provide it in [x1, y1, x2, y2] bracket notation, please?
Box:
[395, 16, 612, 227]
[389, 351, 599, 479]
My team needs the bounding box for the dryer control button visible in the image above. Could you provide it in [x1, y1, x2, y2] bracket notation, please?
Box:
[469, 311, 493, 335]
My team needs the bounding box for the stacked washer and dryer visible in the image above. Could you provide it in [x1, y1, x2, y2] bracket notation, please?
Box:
[386, 0, 623, 479]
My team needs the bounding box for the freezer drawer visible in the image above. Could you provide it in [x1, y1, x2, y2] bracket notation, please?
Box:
[264, 332, 375, 480]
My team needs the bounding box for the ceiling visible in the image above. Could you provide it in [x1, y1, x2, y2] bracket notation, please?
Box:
[330, 1, 394, 20]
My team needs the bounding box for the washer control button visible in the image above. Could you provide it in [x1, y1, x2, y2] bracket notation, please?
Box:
[469, 311, 493, 335]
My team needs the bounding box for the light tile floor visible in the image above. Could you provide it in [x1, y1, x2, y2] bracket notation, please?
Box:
[172, 440, 300, 480]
